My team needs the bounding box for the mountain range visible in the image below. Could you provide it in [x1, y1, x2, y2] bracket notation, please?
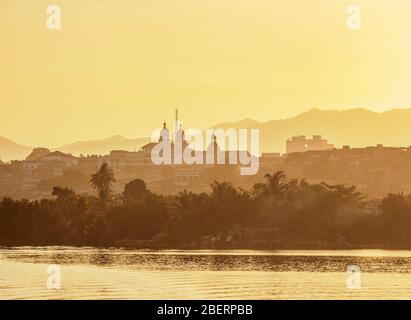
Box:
[0, 137, 33, 162]
[212, 107, 411, 155]
[0, 135, 150, 162]
[2, 108, 411, 161]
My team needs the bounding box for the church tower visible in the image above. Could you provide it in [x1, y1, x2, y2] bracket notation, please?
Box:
[206, 131, 223, 164]
[173, 108, 187, 163]
[159, 120, 169, 142]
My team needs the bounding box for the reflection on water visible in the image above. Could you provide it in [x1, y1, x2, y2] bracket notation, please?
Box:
[1, 247, 411, 299]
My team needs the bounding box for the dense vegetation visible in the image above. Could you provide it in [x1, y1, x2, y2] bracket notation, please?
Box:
[1, 164, 411, 248]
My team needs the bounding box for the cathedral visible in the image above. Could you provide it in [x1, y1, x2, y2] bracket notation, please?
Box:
[99, 109, 254, 194]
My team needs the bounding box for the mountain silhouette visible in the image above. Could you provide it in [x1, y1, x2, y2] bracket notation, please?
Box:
[0, 137, 32, 162]
[57, 135, 150, 156]
[2, 107, 411, 161]
[212, 108, 411, 153]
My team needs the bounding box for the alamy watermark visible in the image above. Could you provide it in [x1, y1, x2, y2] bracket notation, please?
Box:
[346, 265, 361, 289]
[46, 5, 61, 30]
[346, 5, 361, 30]
[45, 4, 360, 31]
[150, 128, 260, 176]
[47, 264, 62, 290]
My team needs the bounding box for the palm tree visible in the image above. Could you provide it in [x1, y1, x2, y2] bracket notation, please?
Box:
[264, 170, 287, 196]
[90, 163, 115, 202]
[210, 181, 237, 202]
[322, 182, 366, 203]
[175, 190, 195, 211]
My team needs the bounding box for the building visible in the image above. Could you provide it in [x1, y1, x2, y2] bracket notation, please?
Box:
[78, 155, 102, 175]
[282, 144, 411, 198]
[25, 147, 51, 161]
[40, 151, 79, 168]
[286, 135, 334, 154]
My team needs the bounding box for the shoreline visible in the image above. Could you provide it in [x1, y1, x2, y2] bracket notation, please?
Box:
[2, 244, 411, 251]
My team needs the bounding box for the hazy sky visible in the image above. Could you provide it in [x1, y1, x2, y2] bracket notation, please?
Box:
[1, 0, 411, 147]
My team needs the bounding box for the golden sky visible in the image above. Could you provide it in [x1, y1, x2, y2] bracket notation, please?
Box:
[1, 0, 411, 147]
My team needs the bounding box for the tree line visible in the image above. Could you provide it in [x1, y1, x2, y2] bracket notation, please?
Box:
[1, 163, 411, 248]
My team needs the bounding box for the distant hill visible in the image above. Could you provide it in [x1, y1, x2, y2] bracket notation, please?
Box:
[211, 118, 260, 130]
[0, 137, 32, 162]
[3, 108, 411, 160]
[214, 108, 411, 153]
[56, 135, 150, 156]
[251, 108, 411, 153]
[0, 135, 150, 161]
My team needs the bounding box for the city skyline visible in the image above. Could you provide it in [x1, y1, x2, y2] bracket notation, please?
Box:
[3, 106, 411, 149]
